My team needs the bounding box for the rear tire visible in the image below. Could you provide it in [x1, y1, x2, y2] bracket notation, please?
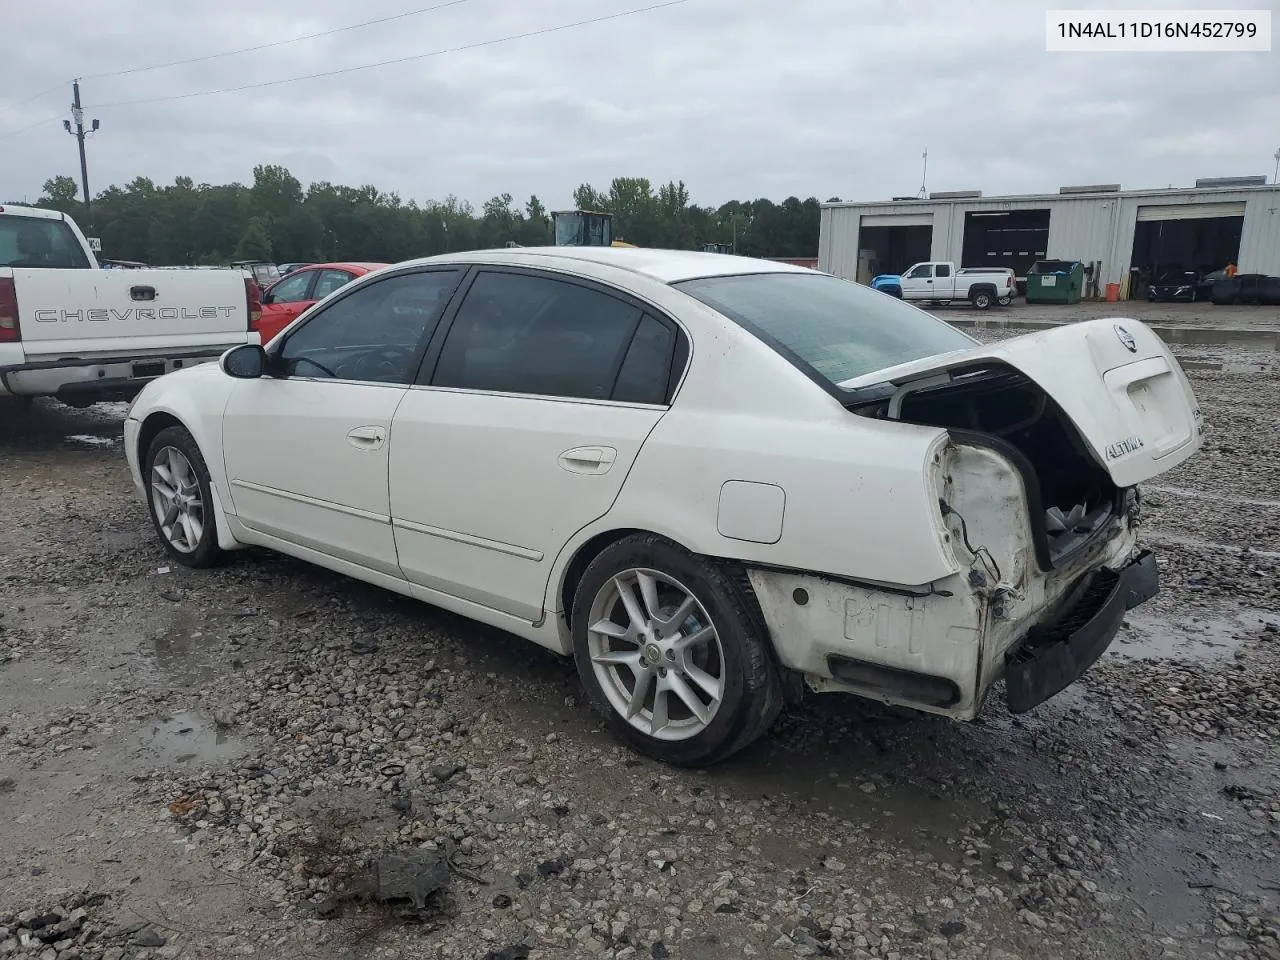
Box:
[571, 534, 783, 767]
[144, 425, 224, 569]
[971, 290, 993, 310]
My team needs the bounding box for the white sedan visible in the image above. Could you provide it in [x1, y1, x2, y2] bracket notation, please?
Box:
[123, 247, 1204, 766]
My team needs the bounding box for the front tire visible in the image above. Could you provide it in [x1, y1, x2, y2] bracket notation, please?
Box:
[997, 295, 1012, 307]
[144, 425, 224, 568]
[571, 534, 783, 767]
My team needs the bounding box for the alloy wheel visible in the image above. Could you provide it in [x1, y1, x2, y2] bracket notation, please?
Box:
[150, 445, 205, 554]
[586, 568, 725, 742]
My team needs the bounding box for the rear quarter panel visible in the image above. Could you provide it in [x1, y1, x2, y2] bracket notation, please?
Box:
[544, 298, 962, 609]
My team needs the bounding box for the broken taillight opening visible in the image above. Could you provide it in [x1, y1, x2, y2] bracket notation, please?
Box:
[0, 277, 21, 343]
[245, 277, 262, 333]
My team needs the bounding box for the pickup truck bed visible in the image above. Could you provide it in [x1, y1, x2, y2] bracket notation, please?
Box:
[0, 205, 261, 407]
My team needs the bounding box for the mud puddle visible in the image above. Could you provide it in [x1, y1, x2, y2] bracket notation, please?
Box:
[150, 624, 228, 684]
[131, 710, 245, 766]
[1179, 359, 1275, 374]
[63, 433, 120, 448]
[1144, 530, 1280, 560]
[1147, 484, 1280, 509]
[1110, 608, 1260, 662]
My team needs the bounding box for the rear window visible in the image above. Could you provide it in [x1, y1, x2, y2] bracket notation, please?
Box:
[0, 215, 91, 269]
[674, 272, 976, 388]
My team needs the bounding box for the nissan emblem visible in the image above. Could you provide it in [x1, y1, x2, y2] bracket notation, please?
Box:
[1114, 324, 1137, 352]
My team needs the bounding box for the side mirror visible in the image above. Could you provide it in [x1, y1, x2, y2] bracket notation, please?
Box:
[261, 291, 275, 305]
[221, 343, 268, 379]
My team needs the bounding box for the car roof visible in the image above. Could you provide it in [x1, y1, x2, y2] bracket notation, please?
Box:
[298, 261, 389, 272]
[398, 246, 817, 284]
[0, 204, 65, 221]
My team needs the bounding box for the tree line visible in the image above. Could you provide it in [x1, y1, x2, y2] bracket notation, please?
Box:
[24, 165, 836, 266]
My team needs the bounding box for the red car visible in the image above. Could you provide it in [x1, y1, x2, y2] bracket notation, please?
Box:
[257, 262, 389, 344]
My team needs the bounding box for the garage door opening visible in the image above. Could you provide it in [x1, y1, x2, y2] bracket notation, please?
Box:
[961, 209, 1050, 280]
[1130, 203, 1244, 282]
[858, 216, 933, 277]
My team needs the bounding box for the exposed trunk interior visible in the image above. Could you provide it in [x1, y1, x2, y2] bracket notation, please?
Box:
[855, 365, 1122, 567]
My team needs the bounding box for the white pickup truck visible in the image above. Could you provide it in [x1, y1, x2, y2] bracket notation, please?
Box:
[0, 204, 261, 409]
[899, 261, 1015, 309]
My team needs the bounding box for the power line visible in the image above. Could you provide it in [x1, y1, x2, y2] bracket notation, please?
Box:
[0, 0, 477, 123]
[78, 0, 481, 82]
[90, 0, 694, 109]
[0, 112, 65, 141]
[0, 82, 67, 119]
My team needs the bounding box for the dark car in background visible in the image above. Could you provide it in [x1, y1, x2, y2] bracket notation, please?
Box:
[1195, 269, 1228, 301]
[1210, 274, 1280, 306]
[1147, 270, 1201, 302]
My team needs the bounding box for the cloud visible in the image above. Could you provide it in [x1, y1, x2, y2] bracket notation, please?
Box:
[1, 0, 1275, 209]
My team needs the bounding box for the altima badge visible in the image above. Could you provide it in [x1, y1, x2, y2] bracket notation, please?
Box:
[1114, 324, 1137, 352]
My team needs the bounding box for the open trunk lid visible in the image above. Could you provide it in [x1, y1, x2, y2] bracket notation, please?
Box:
[840, 318, 1204, 487]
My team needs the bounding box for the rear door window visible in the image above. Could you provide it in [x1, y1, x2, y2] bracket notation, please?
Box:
[313, 269, 356, 300]
[429, 270, 644, 401]
[611, 314, 678, 405]
[0, 215, 91, 269]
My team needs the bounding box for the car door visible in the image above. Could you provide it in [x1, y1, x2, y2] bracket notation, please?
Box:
[259, 268, 318, 344]
[899, 263, 934, 300]
[388, 267, 686, 623]
[932, 262, 954, 298]
[221, 268, 466, 578]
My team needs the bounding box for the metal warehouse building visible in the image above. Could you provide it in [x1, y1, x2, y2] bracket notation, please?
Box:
[818, 176, 1280, 295]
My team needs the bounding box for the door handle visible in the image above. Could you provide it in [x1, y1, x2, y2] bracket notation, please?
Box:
[559, 445, 617, 475]
[130, 285, 157, 301]
[347, 425, 386, 450]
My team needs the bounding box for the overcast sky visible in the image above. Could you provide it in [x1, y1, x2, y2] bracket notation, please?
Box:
[1, 0, 1276, 210]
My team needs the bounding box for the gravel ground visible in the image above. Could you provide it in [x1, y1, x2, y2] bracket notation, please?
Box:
[2, 307, 1278, 960]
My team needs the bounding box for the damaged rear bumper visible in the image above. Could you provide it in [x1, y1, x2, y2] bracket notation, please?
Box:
[1003, 549, 1158, 713]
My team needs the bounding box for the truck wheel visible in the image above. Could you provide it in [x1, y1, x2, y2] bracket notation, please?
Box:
[144, 425, 225, 568]
[971, 290, 993, 310]
[997, 295, 1012, 307]
[571, 533, 783, 767]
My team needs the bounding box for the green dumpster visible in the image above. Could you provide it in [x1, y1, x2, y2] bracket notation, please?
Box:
[1026, 259, 1085, 304]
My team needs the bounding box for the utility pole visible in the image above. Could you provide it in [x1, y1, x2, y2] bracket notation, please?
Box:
[917, 149, 928, 199]
[62, 80, 99, 213]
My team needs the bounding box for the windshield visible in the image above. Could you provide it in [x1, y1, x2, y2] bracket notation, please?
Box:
[674, 272, 977, 387]
[0, 215, 92, 269]
[554, 213, 583, 246]
[554, 212, 612, 247]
